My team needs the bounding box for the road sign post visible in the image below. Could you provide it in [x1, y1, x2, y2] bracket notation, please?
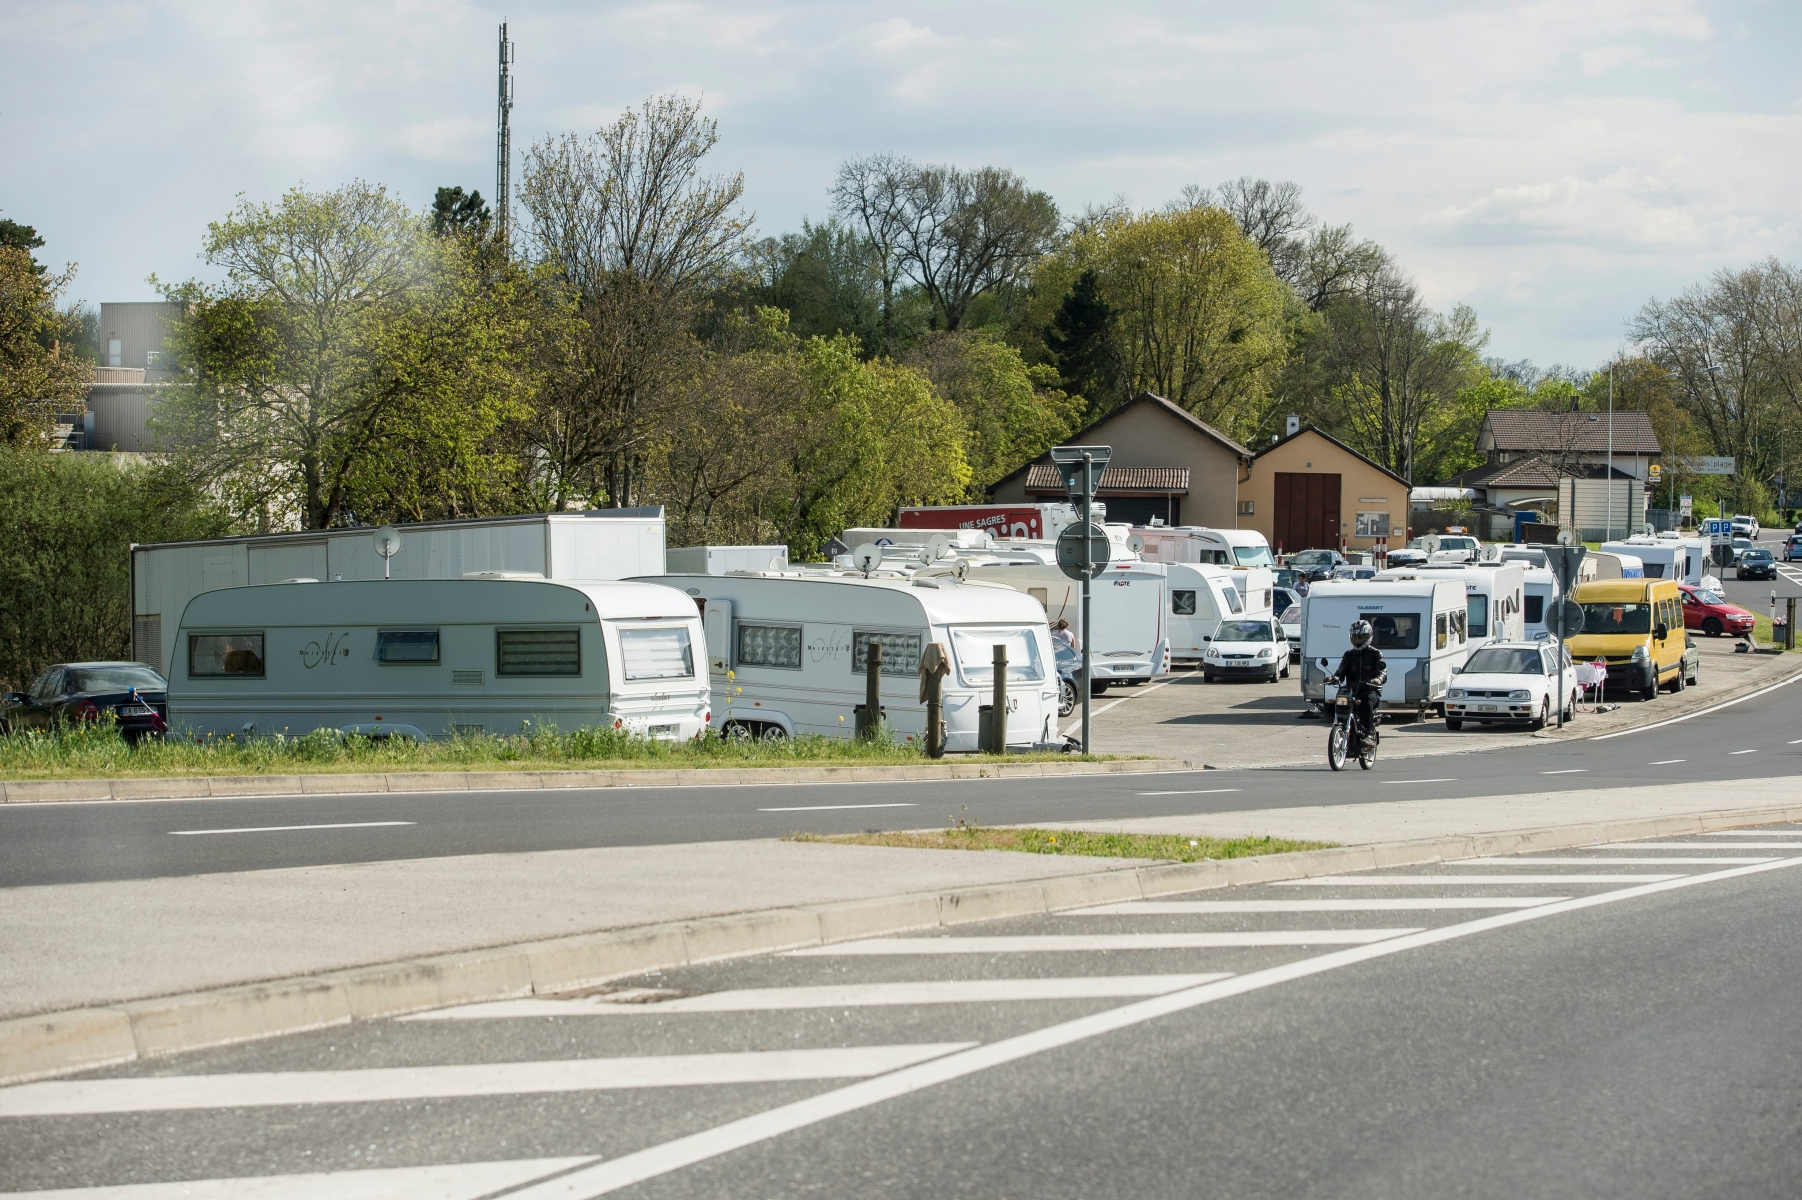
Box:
[1541, 544, 1587, 729]
[1050, 445, 1112, 753]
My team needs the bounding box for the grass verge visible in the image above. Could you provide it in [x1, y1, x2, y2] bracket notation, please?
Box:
[1750, 613, 1799, 651]
[791, 825, 1335, 862]
[0, 723, 1103, 781]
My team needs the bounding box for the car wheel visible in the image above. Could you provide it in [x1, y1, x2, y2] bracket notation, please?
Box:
[1703, 617, 1723, 637]
[1090, 680, 1110, 696]
[724, 721, 754, 742]
[1202, 673, 1215, 684]
[1641, 673, 1658, 702]
[1059, 678, 1077, 718]
[1445, 717, 1462, 731]
[1670, 663, 1685, 693]
[1529, 698, 1547, 732]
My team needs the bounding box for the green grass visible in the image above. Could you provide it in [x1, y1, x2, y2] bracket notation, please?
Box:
[1750, 613, 1801, 651]
[0, 721, 1098, 781]
[790, 824, 1334, 862]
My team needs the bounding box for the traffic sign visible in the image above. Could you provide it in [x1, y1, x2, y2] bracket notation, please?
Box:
[1555, 598, 1585, 639]
[1679, 456, 1736, 475]
[1048, 446, 1112, 499]
[1056, 523, 1112, 581]
[1703, 517, 1732, 537]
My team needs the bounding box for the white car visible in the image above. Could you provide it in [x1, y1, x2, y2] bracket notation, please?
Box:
[1731, 514, 1759, 539]
[1202, 617, 1290, 683]
[1278, 604, 1303, 661]
[1445, 641, 1580, 732]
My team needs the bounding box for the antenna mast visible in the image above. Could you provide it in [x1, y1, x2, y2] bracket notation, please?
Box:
[496, 21, 515, 250]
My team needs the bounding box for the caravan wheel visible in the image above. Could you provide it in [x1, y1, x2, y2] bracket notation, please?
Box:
[760, 725, 788, 743]
[723, 721, 755, 742]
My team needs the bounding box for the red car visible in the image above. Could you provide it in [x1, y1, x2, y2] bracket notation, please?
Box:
[1679, 584, 1756, 638]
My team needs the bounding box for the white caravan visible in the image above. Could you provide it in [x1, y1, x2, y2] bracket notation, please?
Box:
[644, 570, 1058, 752]
[1166, 562, 1253, 663]
[1601, 538, 1693, 583]
[166, 577, 708, 742]
[1131, 526, 1275, 613]
[1521, 566, 1561, 641]
[132, 509, 667, 682]
[1300, 578, 1472, 717]
[665, 545, 789, 574]
[1376, 563, 1526, 646]
[1589, 551, 1644, 579]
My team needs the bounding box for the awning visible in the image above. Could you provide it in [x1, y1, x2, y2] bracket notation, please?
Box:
[1024, 465, 1190, 496]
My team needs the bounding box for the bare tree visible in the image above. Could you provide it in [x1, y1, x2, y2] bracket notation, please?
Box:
[829, 155, 914, 355]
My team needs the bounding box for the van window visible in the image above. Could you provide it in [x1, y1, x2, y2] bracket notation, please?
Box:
[736, 624, 802, 670]
[1452, 610, 1466, 643]
[496, 629, 581, 676]
[618, 627, 694, 681]
[1524, 595, 1544, 624]
[1367, 613, 1420, 650]
[1172, 590, 1197, 616]
[852, 630, 922, 676]
[1468, 595, 1490, 638]
[376, 631, 439, 664]
[1435, 613, 1447, 650]
[951, 627, 1045, 686]
[1579, 603, 1651, 635]
[189, 633, 264, 678]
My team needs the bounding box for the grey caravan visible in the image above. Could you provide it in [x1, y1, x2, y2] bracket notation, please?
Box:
[1300, 578, 1470, 718]
[647, 571, 1058, 752]
[167, 578, 708, 742]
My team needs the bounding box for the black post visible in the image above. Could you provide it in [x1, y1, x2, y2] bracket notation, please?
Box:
[858, 639, 882, 739]
[1789, 597, 1798, 652]
[1080, 453, 1093, 755]
[989, 643, 1009, 753]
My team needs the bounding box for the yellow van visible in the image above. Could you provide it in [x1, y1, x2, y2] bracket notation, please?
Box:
[1567, 578, 1686, 701]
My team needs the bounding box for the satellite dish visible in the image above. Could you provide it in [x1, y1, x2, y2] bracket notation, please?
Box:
[953, 558, 971, 580]
[925, 533, 952, 564]
[851, 542, 884, 578]
[373, 526, 402, 579]
[1127, 533, 1146, 554]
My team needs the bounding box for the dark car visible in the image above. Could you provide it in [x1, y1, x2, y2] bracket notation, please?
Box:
[1, 662, 169, 741]
[1285, 549, 1346, 581]
[1053, 640, 1089, 715]
[1737, 547, 1777, 580]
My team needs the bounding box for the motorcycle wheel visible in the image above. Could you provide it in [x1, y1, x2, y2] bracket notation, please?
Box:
[1327, 723, 1348, 771]
[1358, 739, 1375, 769]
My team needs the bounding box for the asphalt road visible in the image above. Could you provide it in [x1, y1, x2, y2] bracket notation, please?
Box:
[8, 829, 1801, 1198]
[2, 670, 1798, 888]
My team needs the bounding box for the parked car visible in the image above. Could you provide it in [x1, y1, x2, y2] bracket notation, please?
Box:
[1285, 549, 1346, 581]
[1, 662, 169, 741]
[1054, 639, 1082, 716]
[1681, 634, 1700, 688]
[1679, 583, 1757, 638]
[1737, 547, 1778, 580]
[1202, 617, 1290, 683]
[1278, 603, 1303, 660]
[1272, 586, 1300, 617]
[1444, 642, 1579, 731]
[1786, 534, 1802, 563]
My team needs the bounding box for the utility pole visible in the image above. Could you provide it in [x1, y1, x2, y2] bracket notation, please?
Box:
[496, 21, 516, 252]
[1606, 361, 1615, 542]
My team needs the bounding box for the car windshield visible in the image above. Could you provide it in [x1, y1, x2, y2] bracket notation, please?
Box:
[1580, 602, 1652, 635]
[1233, 545, 1275, 567]
[1689, 589, 1724, 605]
[1280, 605, 1302, 623]
[1743, 549, 1772, 561]
[66, 666, 168, 694]
[1463, 648, 1545, 675]
[1289, 551, 1335, 565]
[1440, 537, 1477, 551]
[1733, 538, 1752, 549]
[1215, 620, 1274, 642]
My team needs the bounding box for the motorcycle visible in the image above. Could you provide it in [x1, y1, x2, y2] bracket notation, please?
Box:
[1325, 681, 1376, 772]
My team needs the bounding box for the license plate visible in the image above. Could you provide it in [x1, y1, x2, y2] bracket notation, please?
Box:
[648, 724, 677, 736]
[1479, 705, 1499, 712]
[120, 706, 154, 717]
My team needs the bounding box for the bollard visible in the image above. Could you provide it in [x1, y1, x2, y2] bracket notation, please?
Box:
[1790, 598, 1798, 651]
[919, 642, 949, 758]
[988, 642, 1009, 753]
[855, 639, 883, 739]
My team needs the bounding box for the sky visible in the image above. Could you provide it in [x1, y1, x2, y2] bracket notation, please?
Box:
[7, 0, 1802, 370]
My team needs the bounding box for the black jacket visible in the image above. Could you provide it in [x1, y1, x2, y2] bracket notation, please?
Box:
[1332, 644, 1388, 689]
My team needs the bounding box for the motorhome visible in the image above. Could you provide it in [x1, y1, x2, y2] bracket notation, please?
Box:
[1132, 525, 1275, 569]
[132, 510, 667, 682]
[1601, 537, 1698, 584]
[1521, 566, 1561, 641]
[1166, 562, 1255, 663]
[1299, 578, 1472, 717]
[642, 570, 1059, 752]
[166, 577, 708, 742]
[1376, 563, 1527, 646]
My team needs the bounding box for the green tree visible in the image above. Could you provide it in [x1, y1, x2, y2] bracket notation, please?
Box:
[903, 331, 1079, 491]
[430, 186, 491, 237]
[1041, 268, 1120, 420]
[0, 245, 92, 447]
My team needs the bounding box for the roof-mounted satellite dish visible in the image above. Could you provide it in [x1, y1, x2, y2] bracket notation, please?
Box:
[851, 542, 884, 578]
[953, 558, 970, 581]
[1126, 533, 1146, 554]
[373, 526, 403, 579]
[925, 534, 952, 564]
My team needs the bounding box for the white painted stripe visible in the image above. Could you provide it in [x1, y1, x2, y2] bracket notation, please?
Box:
[1392, 778, 1457, 784]
[497, 856, 1802, 1198]
[1730, 749, 1759, 755]
[1540, 769, 1587, 775]
[1590, 843, 1802, 850]
[1591, 668, 1802, 739]
[755, 803, 916, 812]
[784, 930, 1417, 956]
[1706, 830, 1802, 836]
[402, 976, 1231, 1021]
[1791, 739, 1802, 745]
[167, 822, 415, 836]
[0, 1158, 599, 1200]
[1648, 758, 1686, 765]
[1278, 874, 1686, 885]
[1065, 898, 1567, 915]
[1461, 856, 1778, 865]
[1135, 788, 1241, 796]
[0, 1045, 971, 1117]
[1059, 676, 1180, 738]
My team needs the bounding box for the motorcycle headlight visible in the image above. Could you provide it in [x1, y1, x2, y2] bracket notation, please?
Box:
[1631, 645, 1649, 662]
[1449, 688, 1466, 699]
[1508, 689, 1530, 701]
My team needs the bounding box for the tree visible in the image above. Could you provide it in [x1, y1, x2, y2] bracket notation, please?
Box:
[431, 187, 490, 237]
[1042, 268, 1120, 418]
[0, 245, 92, 447]
[740, 218, 905, 350]
[903, 331, 1079, 491]
[829, 155, 916, 356]
[0, 219, 47, 277]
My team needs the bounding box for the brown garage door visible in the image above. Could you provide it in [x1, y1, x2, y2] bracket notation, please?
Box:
[1273, 472, 1342, 553]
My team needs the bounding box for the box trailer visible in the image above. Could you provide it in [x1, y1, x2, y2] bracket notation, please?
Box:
[665, 545, 789, 574]
[642, 570, 1058, 752]
[131, 509, 666, 681]
[896, 503, 1090, 541]
[166, 576, 708, 742]
[1166, 562, 1255, 663]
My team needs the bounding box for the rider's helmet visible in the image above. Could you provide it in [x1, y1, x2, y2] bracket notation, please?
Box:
[1349, 619, 1373, 648]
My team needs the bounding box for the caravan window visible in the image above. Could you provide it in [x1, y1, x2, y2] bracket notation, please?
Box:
[1643, 562, 1665, 578]
[1436, 614, 1448, 650]
[737, 624, 802, 669]
[1233, 545, 1275, 567]
[852, 631, 923, 676]
[377, 631, 440, 664]
[1452, 610, 1467, 643]
[951, 628, 1045, 686]
[1467, 595, 1490, 638]
[1220, 585, 1243, 614]
[189, 634, 264, 678]
[619, 627, 694, 681]
[1366, 613, 1421, 650]
[496, 629, 581, 676]
[1524, 595, 1544, 624]
[1172, 590, 1197, 616]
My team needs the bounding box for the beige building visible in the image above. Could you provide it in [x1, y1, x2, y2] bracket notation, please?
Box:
[83, 301, 181, 453]
[1239, 426, 1410, 553]
[988, 393, 1249, 527]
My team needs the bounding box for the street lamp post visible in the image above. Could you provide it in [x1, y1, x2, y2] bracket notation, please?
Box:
[1606, 362, 1615, 542]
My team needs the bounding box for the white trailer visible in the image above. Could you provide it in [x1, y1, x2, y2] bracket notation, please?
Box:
[131, 510, 667, 682]
[1166, 562, 1253, 663]
[1376, 563, 1526, 646]
[166, 577, 708, 742]
[1521, 566, 1560, 641]
[1300, 578, 1471, 716]
[1601, 538, 1692, 582]
[1132, 525, 1275, 569]
[643, 571, 1058, 752]
[665, 545, 789, 574]
[895, 503, 1090, 540]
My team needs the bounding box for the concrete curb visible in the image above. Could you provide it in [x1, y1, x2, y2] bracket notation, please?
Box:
[9, 798, 1802, 1086]
[0, 757, 1195, 805]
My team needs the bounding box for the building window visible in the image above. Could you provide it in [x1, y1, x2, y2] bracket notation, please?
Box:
[1355, 512, 1389, 538]
[1237, 500, 1255, 516]
[496, 629, 581, 676]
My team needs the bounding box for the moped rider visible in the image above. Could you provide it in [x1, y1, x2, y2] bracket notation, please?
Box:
[1323, 619, 1387, 752]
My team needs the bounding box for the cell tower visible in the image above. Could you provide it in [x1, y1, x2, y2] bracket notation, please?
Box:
[496, 21, 516, 250]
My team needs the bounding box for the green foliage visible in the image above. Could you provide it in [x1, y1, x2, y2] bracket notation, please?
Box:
[903, 331, 1080, 491]
[0, 245, 93, 446]
[792, 825, 1331, 861]
[430, 186, 490, 237]
[1042, 269, 1120, 420]
[0, 447, 229, 689]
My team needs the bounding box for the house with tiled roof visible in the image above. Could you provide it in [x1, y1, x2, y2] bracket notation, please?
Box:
[1444, 410, 1663, 540]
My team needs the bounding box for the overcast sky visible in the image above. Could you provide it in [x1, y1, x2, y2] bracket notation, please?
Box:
[7, 0, 1799, 369]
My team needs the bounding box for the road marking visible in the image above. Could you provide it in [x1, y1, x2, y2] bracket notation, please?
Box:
[496, 856, 1802, 1199]
[1060, 676, 1181, 738]
[1279, 874, 1688, 885]
[402, 976, 1232, 1021]
[1462, 856, 1777, 865]
[1591, 668, 1802, 739]
[1706, 830, 1802, 836]
[1595, 843, 1802, 850]
[1791, 739, 1802, 744]
[1540, 769, 1588, 775]
[0, 1158, 605, 1200]
[785, 930, 1418, 956]
[1065, 898, 1566, 915]
[1648, 759, 1686, 765]
[1135, 788, 1242, 796]
[1730, 749, 1759, 755]
[756, 802, 917, 812]
[1392, 778, 1457, 784]
[0, 1044, 973, 1118]
[167, 821, 415, 836]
